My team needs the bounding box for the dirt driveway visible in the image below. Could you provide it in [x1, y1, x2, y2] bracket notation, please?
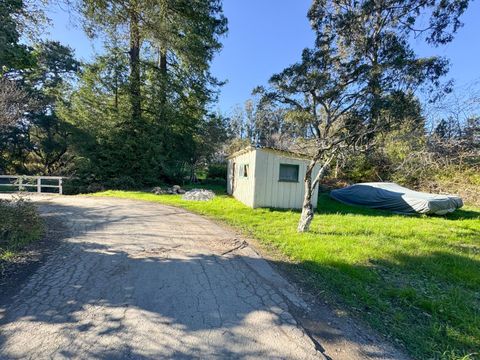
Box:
[0, 195, 408, 360]
[0, 195, 326, 359]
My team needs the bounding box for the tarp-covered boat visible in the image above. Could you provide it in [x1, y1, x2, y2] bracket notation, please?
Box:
[330, 182, 463, 215]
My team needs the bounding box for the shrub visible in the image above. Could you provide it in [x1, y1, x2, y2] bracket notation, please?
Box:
[419, 166, 480, 205]
[206, 163, 227, 180]
[0, 197, 44, 256]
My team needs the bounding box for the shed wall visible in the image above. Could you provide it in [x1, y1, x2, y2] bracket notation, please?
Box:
[253, 149, 320, 209]
[227, 160, 233, 194]
[227, 150, 256, 207]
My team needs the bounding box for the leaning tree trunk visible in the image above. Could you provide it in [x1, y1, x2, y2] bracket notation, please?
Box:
[297, 152, 336, 233]
[298, 161, 316, 233]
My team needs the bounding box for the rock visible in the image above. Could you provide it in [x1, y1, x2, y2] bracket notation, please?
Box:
[152, 185, 185, 195]
[182, 189, 215, 201]
[151, 187, 164, 195]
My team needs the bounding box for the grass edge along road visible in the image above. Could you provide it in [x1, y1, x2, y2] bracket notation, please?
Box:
[93, 190, 480, 360]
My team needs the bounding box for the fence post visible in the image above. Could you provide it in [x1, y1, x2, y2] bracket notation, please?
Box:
[59, 178, 63, 195]
[37, 177, 41, 193]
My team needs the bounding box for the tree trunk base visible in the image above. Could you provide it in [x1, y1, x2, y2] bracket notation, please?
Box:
[297, 203, 314, 232]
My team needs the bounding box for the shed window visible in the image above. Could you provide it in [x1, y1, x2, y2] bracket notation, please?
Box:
[279, 164, 299, 182]
[240, 164, 249, 178]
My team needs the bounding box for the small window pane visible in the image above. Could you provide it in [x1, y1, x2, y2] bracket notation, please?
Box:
[279, 164, 299, 182]
[239, 164, 249, 178]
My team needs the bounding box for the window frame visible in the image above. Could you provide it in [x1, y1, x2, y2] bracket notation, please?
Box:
[239, 163, 249, 178]
[278, 163, 300, 183]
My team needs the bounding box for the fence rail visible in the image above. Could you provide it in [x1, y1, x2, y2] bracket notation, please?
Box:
[0, 175, 66, 195]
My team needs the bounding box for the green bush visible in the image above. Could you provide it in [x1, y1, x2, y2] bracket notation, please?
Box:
[62, 178, 84, 195]
[105, 176, 137, 190]
[206, 163, 227, 180]
[0, 197, 44, 259]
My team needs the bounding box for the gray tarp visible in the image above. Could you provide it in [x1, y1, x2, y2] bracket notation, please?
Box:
[330, 182, 463, 215]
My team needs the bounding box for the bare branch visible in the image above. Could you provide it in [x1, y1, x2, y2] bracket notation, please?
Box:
[0, 78, 30, 130]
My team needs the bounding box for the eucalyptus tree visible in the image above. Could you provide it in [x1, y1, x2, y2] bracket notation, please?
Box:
[262, 0, 471, 232]
[259, 44, 368, 232]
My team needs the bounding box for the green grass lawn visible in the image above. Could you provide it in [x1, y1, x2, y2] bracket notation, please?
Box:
[93, 189, 480, 360]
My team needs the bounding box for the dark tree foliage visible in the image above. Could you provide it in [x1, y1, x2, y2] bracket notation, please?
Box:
[0, 78, 30, 129]
[24, 42, 80, 174]
[0, 0, 34, 73]
[1, 0, 229, 184]
[61, 0, 228, 186]
[1, 41, 80, 175]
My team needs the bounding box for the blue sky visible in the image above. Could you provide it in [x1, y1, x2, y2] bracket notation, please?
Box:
[45, 0, 480, 114]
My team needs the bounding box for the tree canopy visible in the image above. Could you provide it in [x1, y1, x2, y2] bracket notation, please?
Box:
[258, 0, 472, 231]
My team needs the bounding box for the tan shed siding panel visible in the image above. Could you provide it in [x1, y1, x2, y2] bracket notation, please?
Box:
[261, 152, 267, 205]
[252, 150, 267, 207]
[251, 151, 257, 206]
[227, 160, 233, 194]
[267, 154, 275, 208]
[263, 152, 269, 205]
[253, 149, 320, 209]
[230, 148, 321, 209]
[230, 150, 256, 207]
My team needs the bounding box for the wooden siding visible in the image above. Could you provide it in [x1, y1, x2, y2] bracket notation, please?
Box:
[227, 150, 256, 207]
[253, 149, 320, 209]
[227, 148, 320, 209]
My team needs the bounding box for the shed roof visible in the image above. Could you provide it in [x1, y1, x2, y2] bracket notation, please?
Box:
[227, 146, 311, 161]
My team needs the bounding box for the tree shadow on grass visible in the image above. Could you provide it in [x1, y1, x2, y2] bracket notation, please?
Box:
[442, 208, 480, 220]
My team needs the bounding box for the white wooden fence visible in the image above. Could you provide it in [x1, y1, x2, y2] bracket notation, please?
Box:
[0, 175, 66, 195]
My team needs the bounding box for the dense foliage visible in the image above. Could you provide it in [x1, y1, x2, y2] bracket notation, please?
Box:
[62, 0, 228, 186]
[0, 0, 229, 187]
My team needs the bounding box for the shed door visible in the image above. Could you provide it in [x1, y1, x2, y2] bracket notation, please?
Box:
[231, 162, 236, 194]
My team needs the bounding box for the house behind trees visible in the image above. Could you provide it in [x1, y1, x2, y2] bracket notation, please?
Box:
[227, 147, 320, 209]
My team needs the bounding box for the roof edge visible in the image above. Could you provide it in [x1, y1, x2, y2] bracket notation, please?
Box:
[226, 145, 256, 160]
[227, 146, 311, 161]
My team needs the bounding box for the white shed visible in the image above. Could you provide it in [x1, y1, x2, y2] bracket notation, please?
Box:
[227, 146, 321, 209]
